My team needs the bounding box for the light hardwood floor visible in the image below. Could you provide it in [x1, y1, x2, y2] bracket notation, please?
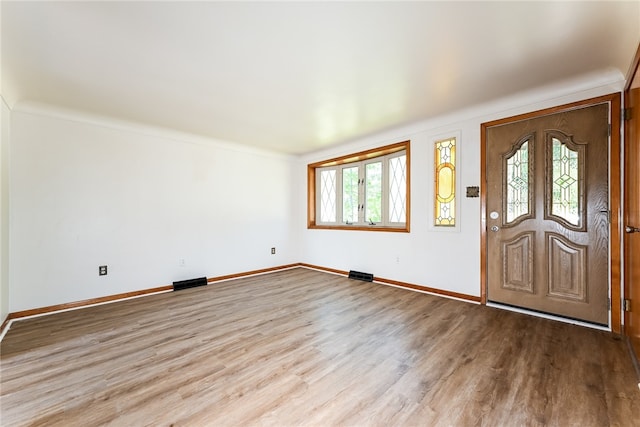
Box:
[1, 268, 639, 426]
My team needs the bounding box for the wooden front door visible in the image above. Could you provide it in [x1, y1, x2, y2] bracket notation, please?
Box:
[624, 48, 640, 357]
[484, 102, 611, 325]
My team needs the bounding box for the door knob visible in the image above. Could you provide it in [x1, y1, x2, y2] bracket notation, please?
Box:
[626, 225, 640, 233]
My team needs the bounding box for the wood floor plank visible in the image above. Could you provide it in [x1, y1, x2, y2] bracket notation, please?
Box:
[1, 268, 639, 426]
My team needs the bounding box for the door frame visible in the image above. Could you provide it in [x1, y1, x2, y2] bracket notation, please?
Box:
[480, 93, 622, 332]
[623, 43, 640, 355]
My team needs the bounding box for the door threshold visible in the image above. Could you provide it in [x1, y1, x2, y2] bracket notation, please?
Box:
[486, 302, 610, 332]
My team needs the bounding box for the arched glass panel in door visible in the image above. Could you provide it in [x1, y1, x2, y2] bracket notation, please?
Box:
[546, 133, 585, 230]
[503, 136, 534, 225]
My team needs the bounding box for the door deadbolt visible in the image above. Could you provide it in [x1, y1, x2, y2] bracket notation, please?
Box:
[490, 225, 499, 232]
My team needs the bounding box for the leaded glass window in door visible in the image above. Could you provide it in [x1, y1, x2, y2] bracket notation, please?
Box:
[548, 135, 584, 229]
[504, 138, 532, 224]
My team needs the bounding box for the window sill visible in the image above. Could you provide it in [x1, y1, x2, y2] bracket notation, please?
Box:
[308, 224, 409, 233]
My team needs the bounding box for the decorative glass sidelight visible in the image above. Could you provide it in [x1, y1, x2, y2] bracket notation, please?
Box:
[434, 138, 456, 226]
[505, 139, 530, 223]
[550, 137, 580, 226]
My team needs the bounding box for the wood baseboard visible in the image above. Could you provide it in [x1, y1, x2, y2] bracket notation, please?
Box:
[375, 276, 482, 303]
[206, 264, 301, 283]
[298, 263, 481, 303]
[1, 264, 303, 331]
[297, 263, 346, 276]
[0, 316, 10, 336]
[1, 262, 479, 333]
[0, 284, 175, 338]
[6, 285, 174, 321]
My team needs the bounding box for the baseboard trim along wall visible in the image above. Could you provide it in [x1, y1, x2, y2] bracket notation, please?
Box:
[0, 262, 480, 336]
[298, 263, 481, 303]
[0, 264, 303, 335]
[1, 285, 174, 328]
[206, 264, 301, 284]
[0, 284, 175, 337]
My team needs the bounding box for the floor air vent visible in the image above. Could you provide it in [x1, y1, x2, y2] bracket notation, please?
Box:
[173, 277, 208, 291]
[348, 270, 374, 282]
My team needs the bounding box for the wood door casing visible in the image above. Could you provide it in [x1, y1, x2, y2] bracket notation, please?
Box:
[485, 103, 610, 325]
[624, 48, 640, 357]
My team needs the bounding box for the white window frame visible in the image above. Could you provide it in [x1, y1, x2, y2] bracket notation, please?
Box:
[308, 141, 409, 232]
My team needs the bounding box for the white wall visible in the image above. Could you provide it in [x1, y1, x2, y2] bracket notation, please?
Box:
[1, 96, 9, 322]
[9, 105, 298, 312]
[298, 69, 625, 298]
[6, 68, 626, 314]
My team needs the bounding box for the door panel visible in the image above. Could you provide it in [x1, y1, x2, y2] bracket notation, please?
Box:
[502, 232, 534, 293]
[547, 233, 587, 301]
[486, 104, 610, 325]
[624, 61, 640, 356]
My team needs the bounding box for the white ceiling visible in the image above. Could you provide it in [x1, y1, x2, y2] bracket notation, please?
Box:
[2, 1, 639, 155]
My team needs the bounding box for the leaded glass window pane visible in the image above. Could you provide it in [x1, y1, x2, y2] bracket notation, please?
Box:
[389, 154, 406, 223]
[551, 138, 580, 225]
[506, 140, 530, 223]
[319, 169, 336, 222]
[342, 166, 359, 224]
[435, 138, 455, 226]
[365, 162, 382, 223]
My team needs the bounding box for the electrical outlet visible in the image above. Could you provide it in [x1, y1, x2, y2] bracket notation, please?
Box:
[99, 265, 108, 276]
[271, 247, 276, 255]
[179, 258, 186, 267]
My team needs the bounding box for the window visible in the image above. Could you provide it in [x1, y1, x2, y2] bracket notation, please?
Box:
[504, 137, 531, 224]
[434, 137, 456, 226]
[307, 141, 410, 231]
[547, 132, 584, 230]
